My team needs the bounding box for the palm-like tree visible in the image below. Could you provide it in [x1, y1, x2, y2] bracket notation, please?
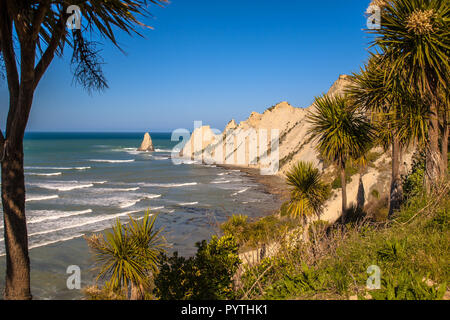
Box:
[307, 95, 373, 221]
[350, 55, 429, 216]
[368, 0, 450, 186]
[285, 161, 330, 221]
[85, 211, 166, 300]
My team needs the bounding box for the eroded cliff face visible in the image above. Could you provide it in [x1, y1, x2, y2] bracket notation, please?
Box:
[180, 74, 354, 176]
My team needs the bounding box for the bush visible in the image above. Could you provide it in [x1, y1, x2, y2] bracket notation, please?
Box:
[370, 270, 447, 300]
[221, 214, 298, 249]
[153, 235, 241, 300]
[402, 150, 426, 199]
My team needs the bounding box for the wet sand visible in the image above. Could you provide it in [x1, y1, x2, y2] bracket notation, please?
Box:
[218, 164, 290, 204]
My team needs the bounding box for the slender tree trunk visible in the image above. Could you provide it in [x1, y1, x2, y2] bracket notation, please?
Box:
[388, 138, 403, 217]
[441, 106, 448, 177]
[340, 164, 347, 223]
[356, 168, 365, 210]
[426, 101, 441, 190]
[2, 142, 32, 300]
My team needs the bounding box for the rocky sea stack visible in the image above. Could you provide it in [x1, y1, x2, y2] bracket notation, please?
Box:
[138, 132, 155, 151]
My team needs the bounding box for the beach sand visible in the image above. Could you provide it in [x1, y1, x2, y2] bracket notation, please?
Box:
[218, 164, 290, 208]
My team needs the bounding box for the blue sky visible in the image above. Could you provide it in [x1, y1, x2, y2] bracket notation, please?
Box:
[1, 0, 374, 132]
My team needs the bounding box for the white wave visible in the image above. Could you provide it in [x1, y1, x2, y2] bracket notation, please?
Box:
[28, 209, 93, 224]
[142, 182, 198, 188]
[150, 206, 165, 211]
[89, 159, 135, 163]
[119, 194, 161, 208]
[32, 182, 94, 192]
[146, 194, 162, 199]
[152, 156, 170, 160]
[119, 200, 140, 208]
[217, 172, 230, 176]
[25, 166, 90, 170]
[28, 210, 139, 237]
[155, 148, 177, 153]
[178, 159, 201, 165]
[110, 187, 140, 192]
[0, 234, 87, 256]
[211, 180, 231, 184]
[232, 187, 249, 196]
[26, 172, 62, 177]
[177, 201, 198, 206]
[26, 195, 59, 202]
[93, 181, 107, 184]
[29, 234, 85, 250]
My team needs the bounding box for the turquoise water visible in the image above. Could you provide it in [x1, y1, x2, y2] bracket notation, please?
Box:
[0, 132, 280, 299]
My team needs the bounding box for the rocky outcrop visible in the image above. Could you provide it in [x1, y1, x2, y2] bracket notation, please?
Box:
[138, 132, 154, 151]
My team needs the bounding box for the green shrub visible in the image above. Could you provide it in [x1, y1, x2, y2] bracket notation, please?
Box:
[370, 189, 380, 199]
[221, 214, 297, 249]
[264, 264, 326, 299]
[376, 239, 406, 262]
[154, 235, 240, 300]
[370, 270, 447, 300]
[402, 151, 426, 199]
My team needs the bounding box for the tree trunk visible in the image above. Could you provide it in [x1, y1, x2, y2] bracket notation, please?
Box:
[130, 282, 144, 300]
[388, 138, 403, 217]
[2, 142, 32, 300]
[441, 106, 448, 177]
[340, 164, 347, 223]
[356, 168, 365, 210]
[426, 101, 441, 190]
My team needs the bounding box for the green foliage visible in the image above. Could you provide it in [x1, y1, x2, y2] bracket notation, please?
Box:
[154, 235, 241, 300]
[221, 214, 248, 240]
[402, 151, 426, 199]
[331, 162, 359, 189]
[307, 94, 374, 166]
[85, 211, 166, 296]
[221, 214, 297, 249]
[377, 239, 406, 262]
[285, 161, 331, 219]
[370, 271, 447, 300]
[370, 189, 380, 199]
[265, 264, 326, 299]
[369, 0, 449, 96]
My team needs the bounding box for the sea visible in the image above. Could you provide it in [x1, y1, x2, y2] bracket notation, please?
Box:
[0, 132, 280, 299]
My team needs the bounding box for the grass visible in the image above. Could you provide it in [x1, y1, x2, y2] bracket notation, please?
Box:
[221, 214, 299, 251]
[236, 182, 450, 300]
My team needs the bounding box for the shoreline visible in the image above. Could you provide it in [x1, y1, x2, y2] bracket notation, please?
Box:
[217, 164, 290, 209]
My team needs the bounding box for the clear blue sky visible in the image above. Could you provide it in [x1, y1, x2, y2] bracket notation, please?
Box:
[1, 0, 374, 132]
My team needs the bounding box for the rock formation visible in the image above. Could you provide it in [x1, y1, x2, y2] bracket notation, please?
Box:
[180, 76, 355, 174]
[138, 132, 155, 151]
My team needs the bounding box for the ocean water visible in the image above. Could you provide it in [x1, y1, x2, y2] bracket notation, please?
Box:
[0, 132, 280, 299]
